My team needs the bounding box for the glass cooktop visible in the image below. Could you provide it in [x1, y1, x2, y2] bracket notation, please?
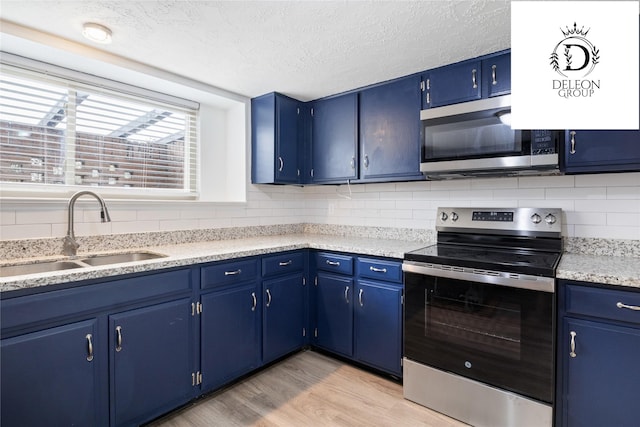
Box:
[404, 244, 562, 277]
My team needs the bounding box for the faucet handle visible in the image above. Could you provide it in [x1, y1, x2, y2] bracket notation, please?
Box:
[62, 235, 80, 256]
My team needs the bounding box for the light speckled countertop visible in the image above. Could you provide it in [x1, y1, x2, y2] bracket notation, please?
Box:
[0, 234, 425, 294]
[2, 232, 639, 295]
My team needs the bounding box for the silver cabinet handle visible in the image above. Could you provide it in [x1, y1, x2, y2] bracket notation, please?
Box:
[86, 334, 94, 361]
[369, 266, 387, 273]
[425, 78, 431, 105]
[358, 288, 364, 307]
[491, 64, 497, 85]
[115, 326, 123, 352]
[617, 302, 640, 311]
[279, 260, 293, 266]
[278, 156, 284, 172]
[266, 289, 272, 307]
[570, 331, 577, 358]
[426, 92, 430, 105]
[326, 260, 340, 266]
[472, 69, 477, 89]
[570, 131, 576, 154]
[364, 155, 369, 169]
[350, 157, 355, 169]
[225, 269, 241, 276]
[251, 292, 257, 311]
[344, 286, 349, 304]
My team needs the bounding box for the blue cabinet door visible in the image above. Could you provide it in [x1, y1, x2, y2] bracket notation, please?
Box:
[311, 93, 358, 182]
[110, 298, 193, 427]
[1, 319, 105, 427]
[263, 274, 305, 364]
[315, 272, 353, 357]
[423, 59, 482, 108]
[354, 280, 403, 376]
[251, 92, 301, 184]
[483, 52, 511, 97]
[359, 76, 422, 180]
[564, 130, 640, 173]
[200, 283, 261, 392]
[559, 317, 640, 427]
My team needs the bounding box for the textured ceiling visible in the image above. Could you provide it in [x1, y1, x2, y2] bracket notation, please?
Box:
[0, 1, 511, 101]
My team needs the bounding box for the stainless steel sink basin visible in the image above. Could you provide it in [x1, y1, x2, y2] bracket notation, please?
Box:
[79, 252, 167, 266]
[0, 260, 83, 278]
[1, 252, 167, 278]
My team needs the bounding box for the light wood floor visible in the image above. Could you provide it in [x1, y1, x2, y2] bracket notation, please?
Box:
[148, 350, 467, 427]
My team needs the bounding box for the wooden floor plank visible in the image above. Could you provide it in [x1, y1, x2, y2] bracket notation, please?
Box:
[148, 350, 468, 427]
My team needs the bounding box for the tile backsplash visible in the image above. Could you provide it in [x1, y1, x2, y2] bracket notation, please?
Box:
[1, 172, 638, 243]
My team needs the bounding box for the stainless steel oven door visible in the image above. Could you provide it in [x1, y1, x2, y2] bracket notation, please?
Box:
[403, 262, 555, 404]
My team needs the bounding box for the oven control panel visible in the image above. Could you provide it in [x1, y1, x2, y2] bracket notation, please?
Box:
[436, 207, 562, 236]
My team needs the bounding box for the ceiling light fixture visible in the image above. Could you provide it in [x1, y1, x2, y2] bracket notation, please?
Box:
[82, 22, 112, 44]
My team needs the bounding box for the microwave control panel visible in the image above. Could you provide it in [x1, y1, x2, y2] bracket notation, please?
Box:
[530, 130, 557, 155]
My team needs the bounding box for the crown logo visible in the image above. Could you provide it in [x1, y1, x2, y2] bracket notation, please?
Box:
[561, 22, 590, 37]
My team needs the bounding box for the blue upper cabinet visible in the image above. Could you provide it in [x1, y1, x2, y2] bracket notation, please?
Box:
[310, 93, 358, 182]
[251, 92, 301, 184]
[359, 75, 423, 181]
[482, 51, 511, 98]
[422, 58, 482, 109]
[564, 130, 640, 173]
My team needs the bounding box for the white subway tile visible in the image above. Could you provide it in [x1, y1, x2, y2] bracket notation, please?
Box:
[518, 175, 575, 188]
[471, 177, 518, 189]
[607, 186, 640, 200]
[395, 181, 431, 191]
[159, 219, 197, 232]
[575, 172, 640, 187]
[493, 188, 545, 199]
[607, 213, 640, 226]
[413, 190, 451, 200]
[518, 200, 575, 211]
[364, 183, 395, 193]
[0, 224, 52, 240]
[380, 191, 412, 200]
[136, 208, 180, 221]
[396, 200, 430, 210]
[565, 211, 606, 225]
[545, 187, 605, 199]
[365, 200, 396, 210]
[575, 199, 640, 213]
[16, 209, 66, 225]
[111, 221, 159, 234]
[0, 210, 15, 225]
[449, 190, 493, 200]
[574, 225, 640, 240]
[430, 180, 472, 190]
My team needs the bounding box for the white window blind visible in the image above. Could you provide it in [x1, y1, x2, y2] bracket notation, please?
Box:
[0, 58, 199, 198]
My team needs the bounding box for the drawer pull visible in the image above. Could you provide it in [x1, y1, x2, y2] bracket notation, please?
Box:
[344, 286, 350, 304]
[251, 292, 257, 312]
[326, 260, 341, 267]
[472, 69, 477, 89]
[224, 269, 242, 276]
[616, 302, 640, 311]
[569, 331, 577, 358]
[115, 326, 123, 352]
[86, 334, 94, 362]
[266, 289, 272, 308]
[279, 260, 293, 266]
[369, 266, 387, 273]
[491, 64, 497, 85]
[359, 288, 364, 307]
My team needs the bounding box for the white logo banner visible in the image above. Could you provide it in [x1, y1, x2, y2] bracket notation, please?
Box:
[511, 1, 639, 129]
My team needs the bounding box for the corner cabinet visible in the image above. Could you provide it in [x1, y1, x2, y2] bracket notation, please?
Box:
[359, 75, 422, 181]
[251, 92, 302, 184]
[310, 93, 359, 182]
[563, 130, 640, 173]
[556, 280, 640, 427]
[312, 251, 403, 377]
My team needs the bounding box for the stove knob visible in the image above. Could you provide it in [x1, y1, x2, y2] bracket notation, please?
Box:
[531, 213, 542, 224]
[451, 212, 459, 222]
[545, 214, 557, 225]
[440, 212, 448, 222]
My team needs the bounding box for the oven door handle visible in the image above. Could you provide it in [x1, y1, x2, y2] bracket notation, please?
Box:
[402, 261, 555, 293]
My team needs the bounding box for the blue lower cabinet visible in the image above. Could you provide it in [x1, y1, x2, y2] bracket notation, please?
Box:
[1, 319, 105, 427]
[315, 272, 354, 357]
[262, 273, 306, 364]
[354, 280, 403, 376]
[200, 283, 261, 391]
[564, 130, 640, 173]
[110, 298, 193, 427]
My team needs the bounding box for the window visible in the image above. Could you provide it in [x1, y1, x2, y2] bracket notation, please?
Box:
[0, 59, 199, 198]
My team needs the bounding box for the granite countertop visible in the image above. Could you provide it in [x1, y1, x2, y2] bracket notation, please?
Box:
[0, 234, 426, 294]
[2, 232, 639, 295]
[556, 253, 640, 289]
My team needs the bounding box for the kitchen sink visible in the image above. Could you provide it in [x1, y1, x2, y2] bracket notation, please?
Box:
[1, 252, 167, 278]
[79, 252, 167, 266]
[0, 260, 84, 278]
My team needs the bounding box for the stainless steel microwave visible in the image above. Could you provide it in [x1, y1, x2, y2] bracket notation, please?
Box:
[420, 95, 563, 178]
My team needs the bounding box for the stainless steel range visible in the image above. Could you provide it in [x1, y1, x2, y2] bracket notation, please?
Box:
[402, 207, 562, 427]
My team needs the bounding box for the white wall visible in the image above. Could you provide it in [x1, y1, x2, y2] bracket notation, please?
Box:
[1, 172, 638, 242]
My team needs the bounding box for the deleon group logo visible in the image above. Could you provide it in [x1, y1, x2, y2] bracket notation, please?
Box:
[549, 22, 601, 98]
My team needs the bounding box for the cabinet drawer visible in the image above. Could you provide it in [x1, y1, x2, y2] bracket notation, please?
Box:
[262, 252, 305, 277]
[201, 258, 259, 290]
[565, 284, 640, 325]
[316, 252, 353, 275]
[357, 258, 402, 283]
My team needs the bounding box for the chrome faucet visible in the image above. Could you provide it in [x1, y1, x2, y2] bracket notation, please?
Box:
[62, 191, 111, 256]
